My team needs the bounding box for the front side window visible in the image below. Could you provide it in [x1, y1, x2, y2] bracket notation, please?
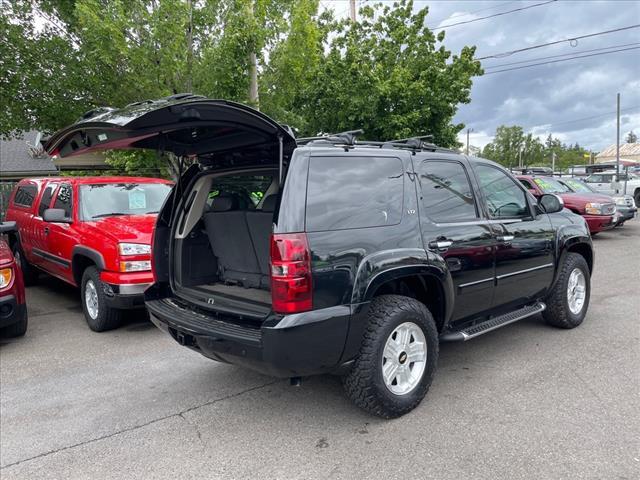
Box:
[38, 184, 56, 217]
[13, 185, 37, 207]
[418, 160, 478, 223]
[53, 184, 73, 218]
[476, 165, 530, 219]
[80, 183, 172, 220]
[306, 156, 403, 231]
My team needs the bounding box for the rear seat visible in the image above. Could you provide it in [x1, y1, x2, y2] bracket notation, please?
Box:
[203, 195, 262, 288]
[246, 195, 277, 288]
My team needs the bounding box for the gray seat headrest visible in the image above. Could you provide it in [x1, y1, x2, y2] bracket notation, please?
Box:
[210, 195, 237, 212]
[261, 195, 277, 212]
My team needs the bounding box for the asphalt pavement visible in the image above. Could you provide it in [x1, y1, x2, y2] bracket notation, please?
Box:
[1, 220, 639, 479]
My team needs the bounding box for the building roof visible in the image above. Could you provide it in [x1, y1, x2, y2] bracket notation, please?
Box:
[596, 143, 640, 158]
[0, 131, 58, 179]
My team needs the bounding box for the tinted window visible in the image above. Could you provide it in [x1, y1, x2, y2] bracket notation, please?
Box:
[38, 184, 56, 217]
[53, 184, 73, 218]
[13, 185, 37, 207]
[306, 156, 403, 231]
[476, 165, 529, 218]
[419, 161, 477, 222]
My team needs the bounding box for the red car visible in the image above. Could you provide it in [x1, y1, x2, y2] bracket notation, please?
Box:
[5, 177, 172, 331]
[0, 221, 27, 338]
[517, 175, 616, 234]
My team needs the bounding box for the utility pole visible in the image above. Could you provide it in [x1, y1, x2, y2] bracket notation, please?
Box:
[551, 151, 556, 173]
[247, 1, 259, 108]
[615, 93, 620, 190]
[186, 0, 193, 92]
[466, 128, 473, 155]
[349, 0, 356, 21]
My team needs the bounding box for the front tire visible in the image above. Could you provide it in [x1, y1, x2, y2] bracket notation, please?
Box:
[343, 295, 439, 418]
[543, 253, 590, 329]
[81, 266, 123, 332]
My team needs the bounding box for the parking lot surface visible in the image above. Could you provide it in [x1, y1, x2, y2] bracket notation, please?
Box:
[1, 221, 639, 480]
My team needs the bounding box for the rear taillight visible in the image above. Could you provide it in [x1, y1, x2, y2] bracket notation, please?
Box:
[270, 233, 312, 314]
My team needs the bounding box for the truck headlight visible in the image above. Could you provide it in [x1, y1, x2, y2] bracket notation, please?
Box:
[119, 261, 151, 272]
[0, 268, 13, 289]
[118, 243, 151, 256]
[584, 202, 603, 215]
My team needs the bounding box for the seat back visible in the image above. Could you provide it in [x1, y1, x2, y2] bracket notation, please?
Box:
[246, 195, 277, 286]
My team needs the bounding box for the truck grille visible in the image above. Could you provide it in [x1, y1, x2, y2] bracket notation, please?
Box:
[602, 203, 616, 215]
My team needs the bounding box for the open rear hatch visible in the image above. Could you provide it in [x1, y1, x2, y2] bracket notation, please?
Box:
[45, 94, 297, 321]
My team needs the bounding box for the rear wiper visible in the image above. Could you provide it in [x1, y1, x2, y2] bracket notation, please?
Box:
[91, 212, 129, 219]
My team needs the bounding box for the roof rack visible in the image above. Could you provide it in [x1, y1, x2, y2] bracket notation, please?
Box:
[297, 129, 364, 146]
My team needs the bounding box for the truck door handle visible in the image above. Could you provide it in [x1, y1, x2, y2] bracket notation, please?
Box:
[428, 239, 453, 250]
[44, 227, 49, 235]
[497, 235, 514, 242]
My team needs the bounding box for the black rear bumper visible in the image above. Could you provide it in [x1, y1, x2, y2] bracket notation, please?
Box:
[146, 297, 351, 378]
[0, 295, 27, 329]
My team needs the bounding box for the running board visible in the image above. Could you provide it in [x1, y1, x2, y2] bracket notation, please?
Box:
[439, 302, 546, 342]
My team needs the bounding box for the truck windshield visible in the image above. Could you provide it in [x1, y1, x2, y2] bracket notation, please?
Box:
[562, 179, 596, 193]
[533, 178, 570, 194]
[80, 183, 172, 220]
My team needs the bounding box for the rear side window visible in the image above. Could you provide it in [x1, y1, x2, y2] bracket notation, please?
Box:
[305, 156, 403, 231]
[53, 184, 73, 218]
[418, 161, 478, 223]
[13, 185, 37, 207]
[38, 184, 56, 217]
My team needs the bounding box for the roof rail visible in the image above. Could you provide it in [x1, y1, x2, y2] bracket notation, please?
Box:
[298, 131, 456, 154]
[297, 129, 364, 146]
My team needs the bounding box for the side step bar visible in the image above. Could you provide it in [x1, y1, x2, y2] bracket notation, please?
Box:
[440, 302, 546, 342]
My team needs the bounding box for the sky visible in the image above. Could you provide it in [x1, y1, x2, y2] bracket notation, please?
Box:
[324, 0, 640, 152]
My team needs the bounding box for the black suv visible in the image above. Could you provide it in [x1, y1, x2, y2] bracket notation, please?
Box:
[46, 96, 594, 418]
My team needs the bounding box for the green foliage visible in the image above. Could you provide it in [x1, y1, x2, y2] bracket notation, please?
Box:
[2, 0, 482, 172]
[626, 130, 637, 143]
[482, 125, 592, 171]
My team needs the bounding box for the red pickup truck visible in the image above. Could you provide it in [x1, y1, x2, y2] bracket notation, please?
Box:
[517, 175, 616, 234]
[5, 177, 172, 331]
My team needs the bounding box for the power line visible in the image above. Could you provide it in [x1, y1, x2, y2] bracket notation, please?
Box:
[428, 1, 520, 25]
[477, 24, 640, 60]
[431, 0, 557, 29]
[524, 106, 640, 130]
[483, 42, 640, 69]
[482, 45, 640, 74]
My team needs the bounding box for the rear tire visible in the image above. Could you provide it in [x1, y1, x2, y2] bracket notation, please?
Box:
[12, 243, 38, 286]
[343, 295, 438, 418]
[80, 266, 123, 332]
[543, 253, 590, 329]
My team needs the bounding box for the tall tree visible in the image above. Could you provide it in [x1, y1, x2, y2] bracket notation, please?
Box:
[626, 130, 638, 143]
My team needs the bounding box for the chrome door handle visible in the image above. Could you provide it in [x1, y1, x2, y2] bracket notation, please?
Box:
[44, 227, 49, 235]
[497, 235, 514, 242]
[428, 240, 453, 250]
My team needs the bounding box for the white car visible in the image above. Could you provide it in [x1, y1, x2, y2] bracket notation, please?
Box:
[583, 170, 640, 207]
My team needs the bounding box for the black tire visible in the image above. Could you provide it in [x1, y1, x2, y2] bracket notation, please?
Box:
[543, 253, 590, 329]
[1, 314, 28, 338]
[343, 295, 439, 418]
[80, 266, 123, 332]
[12, 242, 38, 286]
[634, 190, 640, 208]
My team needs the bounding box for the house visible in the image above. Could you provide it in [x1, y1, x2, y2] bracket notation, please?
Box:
[595, 143, 640, 164]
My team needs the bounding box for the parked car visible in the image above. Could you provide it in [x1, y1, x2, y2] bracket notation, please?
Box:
[583, 171, 640, 207]
[517, 175, 616, 234]
[557, 177, 636, 226]
[0, 221, 27, 338]
[45, 96, 594, 418]
[5, 177, 172, 331]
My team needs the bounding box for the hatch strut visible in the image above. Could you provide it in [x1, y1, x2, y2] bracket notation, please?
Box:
[278, 134, 284, 186]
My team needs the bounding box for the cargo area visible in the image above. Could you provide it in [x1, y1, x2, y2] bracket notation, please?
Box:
[171, 169, 279, 317]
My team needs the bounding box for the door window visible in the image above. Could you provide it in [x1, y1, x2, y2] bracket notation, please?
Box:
[518, 178, 534, 190]
[418, 161, 478, 222]
[476, 165, 530, 219]
[13, 185, 37, 207]
[38, 185, 56, 217]
[53, 184, 73, 219]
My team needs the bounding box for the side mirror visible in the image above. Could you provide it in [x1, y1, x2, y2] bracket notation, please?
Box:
[43, 208, 71, 223]
[0, 221, 17, 234]
[538, 194, 563, 214]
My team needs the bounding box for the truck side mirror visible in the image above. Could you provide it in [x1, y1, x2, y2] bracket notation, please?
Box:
[538, 194, 563, 214]
[43, 208, 71, 223]
[0, 221, 17, 234]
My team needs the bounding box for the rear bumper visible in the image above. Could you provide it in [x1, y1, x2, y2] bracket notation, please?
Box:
[583, 214, 615, 233]
[146, 296, 350, 378]
[0, 295, 27, 329]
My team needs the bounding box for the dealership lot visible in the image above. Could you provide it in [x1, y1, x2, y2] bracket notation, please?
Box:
[1, 221, 638, 480]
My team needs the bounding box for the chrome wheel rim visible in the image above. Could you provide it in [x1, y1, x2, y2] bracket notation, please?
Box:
[567, 268, 586, 315]
[382, 322, 427, 396]
[85, 280, 99, 320]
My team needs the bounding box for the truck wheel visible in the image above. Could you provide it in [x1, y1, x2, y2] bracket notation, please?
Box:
[634, 190, 640, 208]
[1, 314, 28, 338]
[12, 243, 38, 286]
[343, 295, 438, 418]
[543, 253, 590, 329]
[81, 266, 123, 332]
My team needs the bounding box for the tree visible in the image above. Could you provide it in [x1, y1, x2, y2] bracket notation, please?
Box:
[626, 130, 638, 143]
